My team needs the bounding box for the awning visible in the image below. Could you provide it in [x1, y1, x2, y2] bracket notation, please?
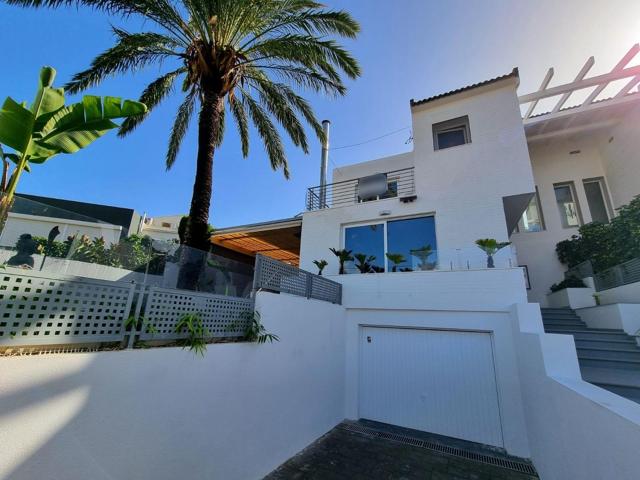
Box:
[211, 217, 302, 265]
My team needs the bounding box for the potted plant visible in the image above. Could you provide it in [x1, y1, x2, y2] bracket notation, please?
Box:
[475, 239, 511, 268]
[313, 259, 328, 276]
[329, 248, 354, 275]
[354, 253, 376, 273]
[385, 253, 406, 272]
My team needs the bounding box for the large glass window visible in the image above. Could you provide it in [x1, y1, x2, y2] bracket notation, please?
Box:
[554, 182, 581, 228]
[343, 216, 437, 273]
[583, 178, 611, 224]
[517, 188, 545, 232]
[344, 223, 385, 273]
[387, 216, 437, 271]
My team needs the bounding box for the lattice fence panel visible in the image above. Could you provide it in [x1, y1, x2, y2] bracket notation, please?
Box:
[0, 270, 133, 346]
[254, 255, 342, 304]
[140, 287, 254, 340]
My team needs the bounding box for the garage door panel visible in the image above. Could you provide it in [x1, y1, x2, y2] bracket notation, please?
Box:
[359, 327, 503, 447]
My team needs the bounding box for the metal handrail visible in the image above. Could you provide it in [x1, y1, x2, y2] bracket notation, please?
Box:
[306, 167, 415, 211]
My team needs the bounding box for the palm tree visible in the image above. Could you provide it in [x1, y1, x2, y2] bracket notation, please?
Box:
[329, 247, 353, 275]
[385, 252, 405, 272]
[354, 253, 376, 273]
[7, 0, 361, 288]
[475, 238, 511, 268]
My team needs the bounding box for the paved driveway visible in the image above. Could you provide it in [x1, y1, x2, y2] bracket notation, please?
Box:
[265, 421, 538, 480]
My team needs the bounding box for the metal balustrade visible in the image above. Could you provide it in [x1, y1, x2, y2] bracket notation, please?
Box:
[594, 257, 640, 291]
[252, 254, 342, 304]
[306, 167, 415, 210]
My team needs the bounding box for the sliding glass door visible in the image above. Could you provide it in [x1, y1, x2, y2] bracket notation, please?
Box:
[343, 216, 437, 273]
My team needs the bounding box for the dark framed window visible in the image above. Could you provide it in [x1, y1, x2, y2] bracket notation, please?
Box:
[583, 177, 612, 224]
[553, 182, 582, 228]
[517, 187, 545, 233]
[344, 223, 385, 273]
[432, 115, 471, 150]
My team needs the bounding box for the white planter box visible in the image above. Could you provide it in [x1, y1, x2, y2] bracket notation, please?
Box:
[546, 287, 596, 309]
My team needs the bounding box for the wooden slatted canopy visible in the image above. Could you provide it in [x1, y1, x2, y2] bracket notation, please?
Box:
[211, 217, 302, 265]
[519, 44, 640, 141]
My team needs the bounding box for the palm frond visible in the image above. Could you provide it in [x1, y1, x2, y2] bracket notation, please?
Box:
[65, 28, 181, 93]
[241, 90, 288, 178]
[229, 94, 249, 157]
[166, 90, 197, 170]
[119, 67, 186, 137]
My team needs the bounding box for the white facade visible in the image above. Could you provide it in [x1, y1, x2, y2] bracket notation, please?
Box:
[300, 74, 535, 276]
[139, 214, 183, 241]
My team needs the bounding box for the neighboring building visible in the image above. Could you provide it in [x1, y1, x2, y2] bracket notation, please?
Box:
[139, 214, 183, 242]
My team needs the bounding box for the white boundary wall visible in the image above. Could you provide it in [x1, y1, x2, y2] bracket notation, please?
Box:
[0, 293, 346, 480]
[511, 304, 640, 480]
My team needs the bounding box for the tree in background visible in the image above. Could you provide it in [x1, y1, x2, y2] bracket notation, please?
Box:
[6, 0, 361, 289]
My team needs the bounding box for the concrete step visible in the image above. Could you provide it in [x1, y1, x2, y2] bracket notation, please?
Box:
[581, 366, 640, 404]
[575, 338, 638, 349]
[541, 308, 575, 314]
[542, 319, 586, 327]
[577, 346, 640, 362]
[544, 329, 632, 340]
[579, 356, 640, 370]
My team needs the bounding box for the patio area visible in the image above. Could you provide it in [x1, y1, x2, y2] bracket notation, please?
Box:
[266, 421, 539, 480]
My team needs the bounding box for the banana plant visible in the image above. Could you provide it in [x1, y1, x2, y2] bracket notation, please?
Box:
[0, 66, 146, 225]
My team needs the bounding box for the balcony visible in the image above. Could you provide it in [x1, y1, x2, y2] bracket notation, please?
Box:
[306, 167, 415, 211]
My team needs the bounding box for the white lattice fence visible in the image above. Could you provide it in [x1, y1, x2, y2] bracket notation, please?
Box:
[139, 287, 254, 341]
[0, 269, 134, 346]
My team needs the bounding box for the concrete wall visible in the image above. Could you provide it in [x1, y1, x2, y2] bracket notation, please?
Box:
[331, 267, 528, 311]
[1, 213, 122, 247]
[0, 293, 346, 480]
[300, 79, 534, 275]
[510, 304, 640, 480]
[511, 136, 615, 305]
[576, 304, 640, 341]
[598, 279, 640, 305]
[598, 105, 640, 209]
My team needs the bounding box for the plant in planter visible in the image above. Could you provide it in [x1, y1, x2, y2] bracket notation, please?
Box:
[313, 259, 328, 276]
[475, 239, 511, 268]
[354, 253, 376, 273]
[410, 244, 434, 271]
[385, 253, 406, 272]
[549, 276, 587, 293]
[329, 248, 354, 274]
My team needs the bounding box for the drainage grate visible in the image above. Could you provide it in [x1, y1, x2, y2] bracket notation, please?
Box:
[339, 423, 537, 476]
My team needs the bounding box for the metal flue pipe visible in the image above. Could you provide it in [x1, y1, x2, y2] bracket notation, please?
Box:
[319, 120, 330, 208]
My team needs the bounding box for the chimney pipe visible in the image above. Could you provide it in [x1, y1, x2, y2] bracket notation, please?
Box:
[320, 120, 330, 208]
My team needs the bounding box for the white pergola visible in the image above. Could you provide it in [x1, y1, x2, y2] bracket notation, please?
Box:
[519, 44, 640, 140]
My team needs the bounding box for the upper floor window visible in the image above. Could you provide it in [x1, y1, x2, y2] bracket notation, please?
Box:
[517, 188, 545, 233]
[432, 116, 471, 150]
[554, 182, 582, 228]
[583, 177, 611, 224]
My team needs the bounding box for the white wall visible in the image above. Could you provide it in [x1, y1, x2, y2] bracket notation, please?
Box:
[598, 105, 640, 209]
[300, 78, 534, 275]
[597, 280, 640, 305]
[511, 135, 614, 304]
[331, 267, 528, 311]
[576, 304, 640, 340]
[0, 293, 346, 480]
[510, 303, 640, 480]
[0, 213, 123, 247]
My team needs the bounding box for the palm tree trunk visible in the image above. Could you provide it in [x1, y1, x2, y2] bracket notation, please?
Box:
[177, 89, 223, 290]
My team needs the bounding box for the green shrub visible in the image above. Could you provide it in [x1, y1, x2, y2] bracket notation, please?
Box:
[550, 276, 587, 293]
[555, 194, 640, 271]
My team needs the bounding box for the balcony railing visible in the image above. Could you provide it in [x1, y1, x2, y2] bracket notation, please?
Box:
[306, 167, 415, 211]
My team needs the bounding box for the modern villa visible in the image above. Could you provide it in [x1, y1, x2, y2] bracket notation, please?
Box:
[2, 46, 640, 480]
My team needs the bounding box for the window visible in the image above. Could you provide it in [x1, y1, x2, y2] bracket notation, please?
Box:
[386, 216, 437, 271]
[517, 188, 545, 232]
[583, 178, 611, 224]
[343, 216, 437, 273]
[553, 182, 582, 228]
[344, 223, 385, 273]
[161, 222, 172, 228]
[432, 116, 471, 150]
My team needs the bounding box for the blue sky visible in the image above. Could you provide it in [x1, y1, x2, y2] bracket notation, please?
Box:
[1, 0, 639, 227]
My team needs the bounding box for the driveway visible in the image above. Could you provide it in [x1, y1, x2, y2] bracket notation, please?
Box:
[265, 421, 538, 480]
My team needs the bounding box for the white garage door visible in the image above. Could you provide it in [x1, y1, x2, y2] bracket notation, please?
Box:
[359, 327, 503, 447]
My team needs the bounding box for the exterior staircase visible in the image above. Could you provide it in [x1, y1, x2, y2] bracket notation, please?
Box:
[541, 307, 640, 404]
